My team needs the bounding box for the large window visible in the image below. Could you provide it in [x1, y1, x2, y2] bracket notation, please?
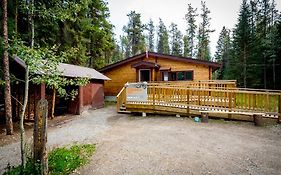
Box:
[169, 71, 193, 81]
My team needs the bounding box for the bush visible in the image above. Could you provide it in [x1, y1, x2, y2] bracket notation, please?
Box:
[4, 144, 96, 175]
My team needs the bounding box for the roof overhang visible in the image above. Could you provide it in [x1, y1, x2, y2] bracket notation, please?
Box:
[99, 51, 221, 72]
[13, 56, 110, 81]
[131, 61, 160, 69]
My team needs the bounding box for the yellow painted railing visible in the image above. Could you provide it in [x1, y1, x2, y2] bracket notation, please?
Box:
[117, 82, 281, 121]
[151, 80, 237, 90]
[116, 86, 126, 112]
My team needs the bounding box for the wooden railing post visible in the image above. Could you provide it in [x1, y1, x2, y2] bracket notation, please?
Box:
[186, 89, 190, 115]
[228, 90, 233, 119]
[278, 94, 281, 124]
[153, 84, 155, 112]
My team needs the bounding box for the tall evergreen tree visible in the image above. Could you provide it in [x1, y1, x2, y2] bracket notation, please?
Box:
[123, 11, 146, 56]
[225, 0, 253, 87]
[157, 18, 170, 54]
[185, 3, 198, 57]
[1, 0, 13, 135]
[214, 26, 231, 79]
[197, 1, 214, 61]
[147, 19, 155, 52]
[169, 23, 183, 56]
[183, 35, 190, 57]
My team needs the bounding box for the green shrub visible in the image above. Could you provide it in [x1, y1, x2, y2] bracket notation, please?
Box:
[4, 144, 96, 175]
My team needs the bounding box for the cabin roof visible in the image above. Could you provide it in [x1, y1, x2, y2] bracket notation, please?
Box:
[13, 56, 110, 80]
[99, 51, 221, 72]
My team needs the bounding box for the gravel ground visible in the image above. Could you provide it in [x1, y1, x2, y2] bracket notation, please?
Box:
[1, 105, 281, 175]
[0, 106, 116, 174]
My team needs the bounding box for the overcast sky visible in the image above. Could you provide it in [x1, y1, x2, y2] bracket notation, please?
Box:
[106, 0, 281, 57]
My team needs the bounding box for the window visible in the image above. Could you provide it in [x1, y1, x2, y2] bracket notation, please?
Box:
[177, 72, 185, 80]
[185, 71, 193, 80]
[162, 71, 169, 81]
[168, 71, 193, 81]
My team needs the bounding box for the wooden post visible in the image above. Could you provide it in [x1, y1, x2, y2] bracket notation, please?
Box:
[228, 91, 232, 119]
[186, 89, 190, 115]
[34, 99, 48, 175]
[78, 86, 83, 114]
[278, 94, 281, 124]
[201, 112, 209, 123]
[254, 114, 264, 126]
[153, 84, 155, 112]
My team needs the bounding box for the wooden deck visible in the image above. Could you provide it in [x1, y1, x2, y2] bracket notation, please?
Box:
[117, 81, 281, 122]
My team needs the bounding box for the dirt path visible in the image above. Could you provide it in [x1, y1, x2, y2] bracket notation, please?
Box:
[1, 106, 281, 174]
[0, 106, 119, 174]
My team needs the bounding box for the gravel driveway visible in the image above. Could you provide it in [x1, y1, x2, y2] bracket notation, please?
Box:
[1, 105, 281, 175]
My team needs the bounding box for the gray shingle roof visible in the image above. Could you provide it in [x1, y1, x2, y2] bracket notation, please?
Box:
[13, 56, 110, 80]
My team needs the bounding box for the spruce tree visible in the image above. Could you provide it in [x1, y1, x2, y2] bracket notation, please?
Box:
[214, 27, 231, 79]
[147, 19, 155, 52]
[185, 3, 198, 57]
[123, 11, 146, 56]
[183, 35, 190, 57]
[169, 23, 183, 56]
[157, 18, 170, 54]
[197, 1, 214, 61]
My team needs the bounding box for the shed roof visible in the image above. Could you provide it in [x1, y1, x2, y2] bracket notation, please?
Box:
[13, 56, 110, 80]
[99, 51, 221, 72]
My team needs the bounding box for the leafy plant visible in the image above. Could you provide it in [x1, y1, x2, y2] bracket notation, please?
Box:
[4, 144, 96, 175]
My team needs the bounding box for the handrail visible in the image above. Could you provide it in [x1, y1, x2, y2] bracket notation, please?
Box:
[116, 86, 126, 112]
[122, 82, 281, 122]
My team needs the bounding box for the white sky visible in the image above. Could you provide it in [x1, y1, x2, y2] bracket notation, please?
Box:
[106, 0, 281, 57]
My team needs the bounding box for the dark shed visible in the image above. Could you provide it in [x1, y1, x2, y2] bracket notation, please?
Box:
[1, 57, 109, 122]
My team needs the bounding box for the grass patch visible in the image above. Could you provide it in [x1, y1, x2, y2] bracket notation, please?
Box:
[105, 101, 116, 107]
[4, 144, 96, 175]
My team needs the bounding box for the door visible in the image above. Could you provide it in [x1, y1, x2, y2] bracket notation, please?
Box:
[139, 69, 151, 82]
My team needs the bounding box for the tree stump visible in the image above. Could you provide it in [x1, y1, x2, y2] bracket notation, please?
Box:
[254, 114, 263, 126]
[201, 112, 209, 123]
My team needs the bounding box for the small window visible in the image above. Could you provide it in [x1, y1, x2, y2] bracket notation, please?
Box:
[177, 72, 185, 80]
[185, 71, 193, 80]
[168, 71, 193, 81]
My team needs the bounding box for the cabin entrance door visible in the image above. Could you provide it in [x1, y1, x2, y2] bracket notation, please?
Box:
[139, 69, 151, 82]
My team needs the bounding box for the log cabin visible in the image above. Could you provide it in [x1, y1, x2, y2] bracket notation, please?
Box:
[99, 51, 220, 99]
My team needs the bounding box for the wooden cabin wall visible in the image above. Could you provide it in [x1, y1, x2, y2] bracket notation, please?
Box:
[103, 61, 139, 96]
[103, 56, 212, 96]
[142, 57, 210, 81]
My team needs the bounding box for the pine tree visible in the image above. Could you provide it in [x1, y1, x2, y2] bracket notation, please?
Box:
[197, 1, 214, 61]
[123, 11, 146, 56]
[225, 0, 252, 87]
[183, 35, 190, 57]
[1, 0, 13, 135]
[157, 18, 170, 54]
[214, 27, 231, 79]
[185, 3, 198, 57]
[147, 19, 155, 52]
[169, 23, 183, 56]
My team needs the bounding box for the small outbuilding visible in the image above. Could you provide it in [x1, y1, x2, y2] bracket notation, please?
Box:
[1, 56, 110, 122]
[99, 51, 220, 98]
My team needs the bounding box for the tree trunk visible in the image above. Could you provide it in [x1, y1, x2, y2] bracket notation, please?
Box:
[14, 0, 18, 35]
[51, 88, 56, 119]
[2, 0, 14, 135]
[28, 0, 34, 47]
[20, 66, 29, 169]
